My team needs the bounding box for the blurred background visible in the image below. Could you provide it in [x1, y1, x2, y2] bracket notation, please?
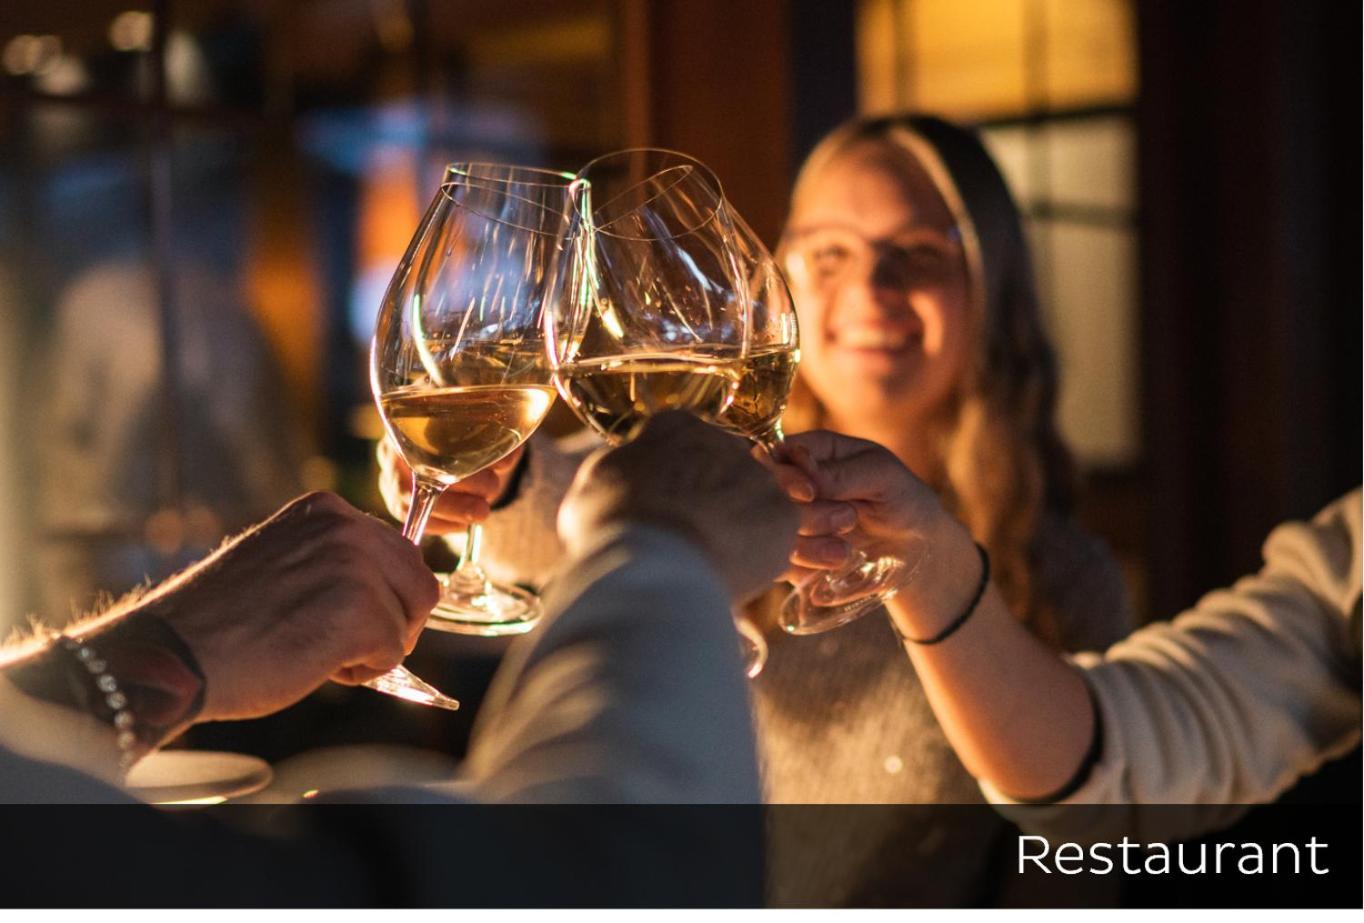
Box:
[0, 0, 1357, 762]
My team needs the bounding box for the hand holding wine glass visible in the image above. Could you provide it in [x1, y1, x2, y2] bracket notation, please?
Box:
[558, 411, 798, 602]
[366, 163, 575, 709]
[771, 430, 940, 609]
[129, 490, 440, 721]
[375, 438, 524, 536]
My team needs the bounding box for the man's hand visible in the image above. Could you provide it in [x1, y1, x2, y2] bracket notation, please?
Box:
[558, 412, 798, 600]
[133, 492, 439, 721]
[377, 436, 524, 535]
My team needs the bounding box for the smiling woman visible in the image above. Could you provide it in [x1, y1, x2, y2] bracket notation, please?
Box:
[750, 115, 1137, 905]
[773, 115, 1085, 646]
[781, 140, 972, 475]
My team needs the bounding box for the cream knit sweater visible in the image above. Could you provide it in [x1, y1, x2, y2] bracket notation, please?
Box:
[989, 489, 1362, 843]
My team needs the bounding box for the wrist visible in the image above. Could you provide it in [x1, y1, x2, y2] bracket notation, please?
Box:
[887, 511, 981, 639]
[5, 613, 205, 772]
[78, 609, 206, 740]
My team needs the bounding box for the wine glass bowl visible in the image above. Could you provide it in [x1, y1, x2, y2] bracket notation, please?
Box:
[713, 211, 801, 452]
[550, 149, 750, 445]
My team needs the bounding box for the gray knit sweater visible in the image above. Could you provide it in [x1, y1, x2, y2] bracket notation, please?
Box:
[753, 513, 1133, 905]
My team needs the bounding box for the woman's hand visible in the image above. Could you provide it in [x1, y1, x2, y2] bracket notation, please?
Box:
[769, 430, 948, 584]
[772, 430, 989, 642]
[376, 437, 525, 535]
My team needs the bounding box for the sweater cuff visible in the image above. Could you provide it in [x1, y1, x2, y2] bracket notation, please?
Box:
[980, 651, 1118, 809]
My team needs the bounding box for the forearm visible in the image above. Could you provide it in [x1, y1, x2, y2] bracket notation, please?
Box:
[1, 608, 206, 775]
[885, 515, 1094, 799]
[462, 524, 759, 803]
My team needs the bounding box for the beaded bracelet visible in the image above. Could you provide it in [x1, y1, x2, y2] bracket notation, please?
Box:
[57, 636, 139, 774]
[900, 541, 990, 646]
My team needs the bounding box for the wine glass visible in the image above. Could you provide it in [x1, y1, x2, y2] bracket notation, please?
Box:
[367, 162, 575, 708]
[714, 211, 928, 637]
[549, 148, 765, 673]
[547, 149, 749, 444]
[714, 210, 801, 452]
[710, 211, 799, 673]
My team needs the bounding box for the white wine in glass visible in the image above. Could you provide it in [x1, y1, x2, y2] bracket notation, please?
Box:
[381, 384, 557, 479]
[556, 351, 741, 444]
[717, 344, 800, 451]
[366, 162, 575, 709]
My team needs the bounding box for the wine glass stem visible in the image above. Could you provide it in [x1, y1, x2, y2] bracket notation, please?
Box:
[402, 474, 445, 544]
[754, 420, 786, 456]
[451, 523, 491, 594]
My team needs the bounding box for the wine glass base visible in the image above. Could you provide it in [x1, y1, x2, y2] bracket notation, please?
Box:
[779, 554, 909, 636]
[424, 577, 544, 637]
[363, 665, 461, 711]
[779, 588, 890, 636]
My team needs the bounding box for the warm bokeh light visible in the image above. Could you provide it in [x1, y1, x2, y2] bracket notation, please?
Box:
[857, 0, 1135, 117]
[108, 10, 154, 52]
[2, 33, 62, 76]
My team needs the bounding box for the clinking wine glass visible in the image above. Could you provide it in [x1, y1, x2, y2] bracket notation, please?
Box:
[367, 163, 575, 709]
[548, 149, 749, 443]
[548, 148, 764, 673]
[715, 213, 928, 637]
[710, 210, 798, 673]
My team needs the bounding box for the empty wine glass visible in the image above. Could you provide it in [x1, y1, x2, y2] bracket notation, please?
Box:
[367, 163, 575, 708]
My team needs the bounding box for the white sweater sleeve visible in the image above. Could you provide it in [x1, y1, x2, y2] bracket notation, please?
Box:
[986, 489, 1362, 839]
[449, 428, 599, 589]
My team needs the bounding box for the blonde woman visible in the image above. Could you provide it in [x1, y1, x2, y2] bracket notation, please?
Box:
[749, 115, 1132, 905]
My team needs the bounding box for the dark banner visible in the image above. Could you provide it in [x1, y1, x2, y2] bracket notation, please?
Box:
[0, 802, 1358, 908]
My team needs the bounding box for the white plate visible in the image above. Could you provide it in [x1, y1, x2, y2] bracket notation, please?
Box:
[125, 750, 273, 805]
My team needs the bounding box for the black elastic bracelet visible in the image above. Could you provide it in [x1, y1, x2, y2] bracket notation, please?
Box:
[1011, 679, 1105, 803]
[902, 541, 990, 645]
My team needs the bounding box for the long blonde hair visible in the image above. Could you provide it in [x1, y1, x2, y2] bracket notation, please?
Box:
[781, 114, 1074, 645]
